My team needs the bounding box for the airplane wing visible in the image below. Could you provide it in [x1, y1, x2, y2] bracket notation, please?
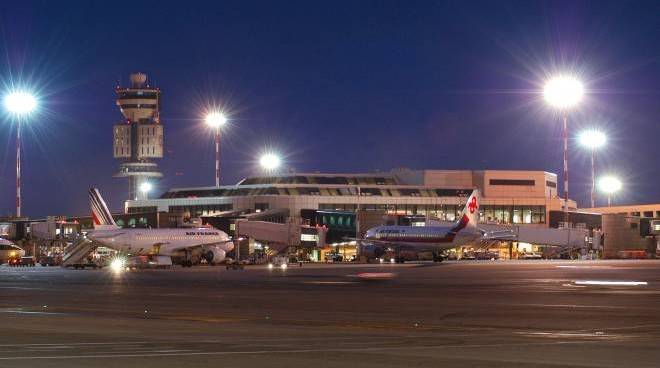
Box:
[481, 229, 517, 241]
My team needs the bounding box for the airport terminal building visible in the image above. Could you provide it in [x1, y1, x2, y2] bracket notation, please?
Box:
[121, 169, 586, 259]
[126, 169, 572, 226]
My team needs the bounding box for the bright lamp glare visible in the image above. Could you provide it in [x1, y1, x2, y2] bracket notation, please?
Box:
[205, 111, 227, 128]
[578, 130, 606, 149]
[260, 153, 281, 171]
[543, 76, 584, 109]
[110, 257, 126, 272]
[139, 182, 152, 193]
[598, 176, 622, 194]
[4, 91, 37, 115]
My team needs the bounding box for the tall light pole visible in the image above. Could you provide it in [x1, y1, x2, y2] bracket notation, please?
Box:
[578, 129, 606, 208]
[3, 91, 38, 218]
[598, 176, 622, 207]
[205, 111, 227, 187]
[544, 75, 584, 225]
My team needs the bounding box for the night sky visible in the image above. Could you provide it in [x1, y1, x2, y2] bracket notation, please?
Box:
[1, 0, 659, 217]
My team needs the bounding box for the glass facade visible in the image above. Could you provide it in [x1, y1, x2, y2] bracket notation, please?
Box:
[160, 184, 473, 199]
[169, 204, 233, 217]
[318, 203, 463, 222]
[240, 175, 397, 186]
[481, 205, 545, 224]
[127, 206, 157, 214]
[318, 203, 547, 224]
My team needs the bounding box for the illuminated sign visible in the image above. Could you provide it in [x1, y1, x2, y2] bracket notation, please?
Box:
[301, 234, 318, 242]
[652, 220, 660, 235]
[185, 232, 220, 236]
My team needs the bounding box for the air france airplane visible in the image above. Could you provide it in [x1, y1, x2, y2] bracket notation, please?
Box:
[86, 188, 233, 266]
[361, 190, 512, 262]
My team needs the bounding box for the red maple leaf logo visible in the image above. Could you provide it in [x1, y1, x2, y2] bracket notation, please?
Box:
[468, 197, 478, 214]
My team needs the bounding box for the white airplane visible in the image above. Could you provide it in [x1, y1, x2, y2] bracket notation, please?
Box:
[0, 238, 25, 261]
[360, 190, 514, 262]
[86, 188, 233, 266]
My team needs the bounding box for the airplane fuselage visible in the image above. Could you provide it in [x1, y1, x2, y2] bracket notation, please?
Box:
[364, 224, 481, 252]
[87, 227, 233, 256]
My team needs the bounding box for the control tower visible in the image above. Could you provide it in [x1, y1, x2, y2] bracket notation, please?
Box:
[113, 73, 163, 201]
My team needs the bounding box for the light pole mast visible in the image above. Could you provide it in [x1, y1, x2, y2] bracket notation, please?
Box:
[562, 115, 569, 223]
[4, 90, 37, 218]
[16, 121, 21, 217]
[578, 129, 606, 209]
[215, 126, 220, 187]
[543, 75, 584, 226]
[205, 111, 227, 187]
[590, 149, 595, 208]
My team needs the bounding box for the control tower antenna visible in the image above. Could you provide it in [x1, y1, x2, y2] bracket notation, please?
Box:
[112, 72, 164, 201]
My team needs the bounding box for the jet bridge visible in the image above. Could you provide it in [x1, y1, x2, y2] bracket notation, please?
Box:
[479, 224, 590, 248]
[428, 220, 591, 249]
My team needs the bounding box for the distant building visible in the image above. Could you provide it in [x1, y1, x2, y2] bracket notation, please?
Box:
[113, 72, 164, 201]
[582, 204, 660, 258]
[582, 204, 660, 219]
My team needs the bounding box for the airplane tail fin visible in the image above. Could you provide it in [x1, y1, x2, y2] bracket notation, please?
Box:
[461, 189, 480, 228]
[89, 188, 118, 229]
[450, 189, 480, 234]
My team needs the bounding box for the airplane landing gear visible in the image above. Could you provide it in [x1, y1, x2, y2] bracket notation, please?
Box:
[182, 250, 193, 267]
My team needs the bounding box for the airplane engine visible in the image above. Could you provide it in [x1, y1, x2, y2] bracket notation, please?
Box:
[202, 247, 226, 265]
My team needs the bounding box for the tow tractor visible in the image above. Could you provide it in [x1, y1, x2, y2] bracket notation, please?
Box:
[225, 258, 245, 270]
[65, 259, 103, 270]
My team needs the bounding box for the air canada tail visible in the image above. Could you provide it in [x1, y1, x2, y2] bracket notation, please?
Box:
[89, 188, 118, 229]
[449, 190, 480, 234]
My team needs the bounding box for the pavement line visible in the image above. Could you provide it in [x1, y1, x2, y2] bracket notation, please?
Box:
[515, 303, 627, 309]
[0, 342, 148, 347]
[0, 309, 65, 315]
[0, 340, 613, 360]
[574, 280, 648, 286]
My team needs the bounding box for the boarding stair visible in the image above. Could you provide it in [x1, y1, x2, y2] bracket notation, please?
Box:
[61, 236, 96, 267]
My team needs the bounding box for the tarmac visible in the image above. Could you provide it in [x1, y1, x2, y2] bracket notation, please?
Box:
[1, 259, 659, 367]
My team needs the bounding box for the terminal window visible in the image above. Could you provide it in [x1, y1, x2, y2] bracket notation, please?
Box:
[489, 179, 535, 186]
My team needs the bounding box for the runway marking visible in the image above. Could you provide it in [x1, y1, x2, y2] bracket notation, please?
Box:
[0, 309, 65, 316]
[0, 340, 620, 360]
[25, 346, 77, 350]
[515, 303, 627, 309]
[518, 331, 632, 340]
[574, 280, 648, 286]
[0, 342, 148, 347]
